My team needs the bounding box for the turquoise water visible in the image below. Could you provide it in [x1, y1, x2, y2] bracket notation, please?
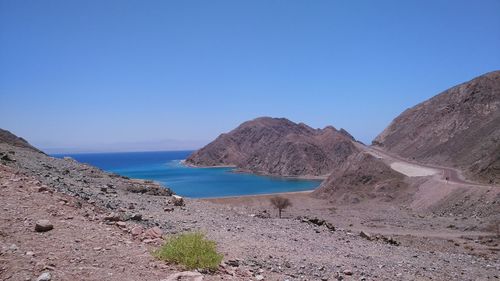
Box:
[52, 151, 320, 198]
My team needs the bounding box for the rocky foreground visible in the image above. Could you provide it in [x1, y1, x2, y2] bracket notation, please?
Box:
[1, 133, 500, 280]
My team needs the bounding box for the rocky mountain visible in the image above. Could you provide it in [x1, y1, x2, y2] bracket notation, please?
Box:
[373, 71, 500, 184]
[0, 128, 43, 153]
[186, 117, 360, 177]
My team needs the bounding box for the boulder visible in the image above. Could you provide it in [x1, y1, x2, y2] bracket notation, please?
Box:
[360, 231, 372, 241]
[116, 221, 127, 228]
[144, 226, 163, 239]
[129, 213, 142, 221]
[35, 220, 53, 232]
[36, 272, 51, 281]
[171, 195, 185, 206]
[131, 226, 144, 236]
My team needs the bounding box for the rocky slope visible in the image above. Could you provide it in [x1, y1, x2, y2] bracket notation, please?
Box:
[0, 129, 173, 213]
[313, 152, 410, 204]
[186, 117, 360, 177]
[0, 128, 43, 153]
[373, 71, 500, 184]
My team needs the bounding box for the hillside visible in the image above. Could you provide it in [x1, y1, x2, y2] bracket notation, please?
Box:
[186, 117, 360, 177]
[0, 128, 43, 153]
[373, 71, 500, 184]
[313, 152, 410, 203]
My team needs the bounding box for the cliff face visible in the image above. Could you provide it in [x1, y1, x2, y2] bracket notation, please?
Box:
[373, 71, 500, 184]
[186, 117, 360, 177]
[312, 152, 409, 203]
[0, 129, 44, 154]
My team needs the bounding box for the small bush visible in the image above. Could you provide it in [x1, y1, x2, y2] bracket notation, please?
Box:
[270, 196, 292, 218]
[154, 232, 223, 270]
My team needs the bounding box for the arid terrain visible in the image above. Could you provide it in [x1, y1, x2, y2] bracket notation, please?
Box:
[1, 127, 499, 281]
[1, 72, 500, 281]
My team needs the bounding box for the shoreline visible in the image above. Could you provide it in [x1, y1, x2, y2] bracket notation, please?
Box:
[182, 160, 328, 181]
[180, 159, 237, 169]
[201, 189, 314, 201]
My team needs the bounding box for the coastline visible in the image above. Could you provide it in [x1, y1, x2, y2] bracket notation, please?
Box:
[202, 189, 314, 202]
[182, 160, 328, 181]
[180, 159, 237, 169]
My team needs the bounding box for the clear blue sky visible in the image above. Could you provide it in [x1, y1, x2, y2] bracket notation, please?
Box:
[1, 1, 499, 153]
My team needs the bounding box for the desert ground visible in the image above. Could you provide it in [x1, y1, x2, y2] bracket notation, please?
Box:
[1, 141, 499, 281]
[0, 145, 500, 280]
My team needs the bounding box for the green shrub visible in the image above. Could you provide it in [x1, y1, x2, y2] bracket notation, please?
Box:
[154, 232, 223, 270]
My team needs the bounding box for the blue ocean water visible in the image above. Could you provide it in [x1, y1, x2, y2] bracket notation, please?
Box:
[52, 151, 320, 198]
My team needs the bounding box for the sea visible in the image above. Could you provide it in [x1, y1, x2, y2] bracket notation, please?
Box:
[52, 151, 320, 198]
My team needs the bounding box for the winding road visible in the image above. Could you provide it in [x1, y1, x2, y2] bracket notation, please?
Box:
[359, 144, 498, 188]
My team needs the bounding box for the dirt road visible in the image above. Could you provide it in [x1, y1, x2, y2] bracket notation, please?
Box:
[364, 145, 499, 188]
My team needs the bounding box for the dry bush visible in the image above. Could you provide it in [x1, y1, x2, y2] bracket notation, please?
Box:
[270, 196, 292, 218]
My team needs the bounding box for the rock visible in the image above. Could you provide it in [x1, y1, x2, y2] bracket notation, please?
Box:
[0, 153, 15, 162]
[9, 244, 18, 252]
[359, 231, 372, 240]
[129, 213, 142, 221]
[26, 251, 35, 256]
[161, 271, 203, 281]
[36, 272, 51, 281]
[226, 259, 240, 267]
[382, 236, 400, 246]
[299, 217, 336, 231]
[104, 213, 122, 222]
[34, 185, 49, 192]
[343, 269, 353, 276]
[255, 275, 264, 281]
[35, 220, 54, 232]
[131, 226, 144, 236]
[171, 195, 185, 206]
[256, 210, 271, 219]
[116, 221, 127, 228]
[235, 268, 252, 277]
[144, 226, 163, 239]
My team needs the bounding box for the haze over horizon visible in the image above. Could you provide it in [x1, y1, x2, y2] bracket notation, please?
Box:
[1, 0, 499, 153]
